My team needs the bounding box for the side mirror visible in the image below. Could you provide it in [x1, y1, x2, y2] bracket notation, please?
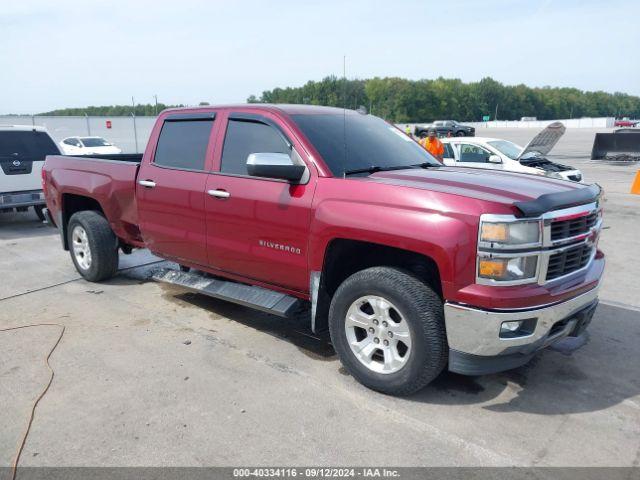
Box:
[246, 152, 306, 182]
[488, 154, 502, 164]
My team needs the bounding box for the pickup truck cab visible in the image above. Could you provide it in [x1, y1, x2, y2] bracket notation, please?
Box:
[414, 120, 475, 138]
[1, 125, 60, 220]
[43, 105, 604, 395]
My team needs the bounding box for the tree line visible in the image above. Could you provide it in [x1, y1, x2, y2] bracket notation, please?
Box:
[248, 76, 640, 122]
[36, 102, 211, 116]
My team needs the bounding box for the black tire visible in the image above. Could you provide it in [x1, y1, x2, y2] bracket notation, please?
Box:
[456, 130, 466, 137]
[328, 267, 447, 396]
[67, 210, 119, 282]
[34, 205, 45, 221]
[419, 131, 428, 139]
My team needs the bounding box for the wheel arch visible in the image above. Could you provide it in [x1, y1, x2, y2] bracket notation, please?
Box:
[60, 193, 105, 250]
[311, 238, 444, 333]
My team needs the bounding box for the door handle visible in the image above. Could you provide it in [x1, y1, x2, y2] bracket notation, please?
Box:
[138, 180, 156, 188]
[207, 189, 230, 199]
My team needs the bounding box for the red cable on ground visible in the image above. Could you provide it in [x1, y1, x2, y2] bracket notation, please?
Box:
[0, 324, 65, 480]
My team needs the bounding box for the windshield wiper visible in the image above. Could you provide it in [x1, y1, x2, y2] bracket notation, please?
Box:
[343, 164, 436, 177]
[411, 162, 441, 169]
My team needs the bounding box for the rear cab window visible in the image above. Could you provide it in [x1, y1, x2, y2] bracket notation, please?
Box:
[153, 116, 215, 171]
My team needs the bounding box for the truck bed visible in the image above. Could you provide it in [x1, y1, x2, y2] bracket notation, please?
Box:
[43, 154, 143, 246]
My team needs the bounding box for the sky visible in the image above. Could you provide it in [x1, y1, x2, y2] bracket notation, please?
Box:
[1, 0, 639, 114]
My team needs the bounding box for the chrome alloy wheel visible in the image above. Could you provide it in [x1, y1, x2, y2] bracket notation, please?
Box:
[71, 225, 92, 270]
[344, 295, 412, 374]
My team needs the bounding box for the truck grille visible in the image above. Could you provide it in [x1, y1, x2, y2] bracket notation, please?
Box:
[550, 211, 597, 241]
[546, 244, 593, 281]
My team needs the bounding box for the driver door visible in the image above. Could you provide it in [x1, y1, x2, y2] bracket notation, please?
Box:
[204, 111, 316, 292]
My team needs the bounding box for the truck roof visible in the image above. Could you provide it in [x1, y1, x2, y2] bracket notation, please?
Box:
[162, 104, 357, 116]
[0, 124, 49, 132]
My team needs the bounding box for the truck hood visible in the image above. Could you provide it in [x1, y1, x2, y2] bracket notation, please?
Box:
[367, 167, 594, 215]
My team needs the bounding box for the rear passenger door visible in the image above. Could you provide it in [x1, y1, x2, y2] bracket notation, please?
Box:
[136, 113, 217, 266]
[204, 111, 316, 292]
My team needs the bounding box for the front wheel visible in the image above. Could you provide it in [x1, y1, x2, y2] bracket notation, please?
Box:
[456, 130, 466, 137]
[329, 267, 447, 396]
[67, 211, 119, 282]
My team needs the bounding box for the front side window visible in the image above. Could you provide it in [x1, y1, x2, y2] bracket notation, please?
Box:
[220, 119, 290, 176]
[458, 143, 492, 163]
[154, 119, 214, 170]
[291, 113, 440, 176]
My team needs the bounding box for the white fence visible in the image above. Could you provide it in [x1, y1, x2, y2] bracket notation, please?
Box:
[0, 115, 157, 153]
[466, 117, 615, 129]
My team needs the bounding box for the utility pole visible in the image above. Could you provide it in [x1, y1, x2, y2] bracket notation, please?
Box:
[153, 94, 158, 115]
[494, 104, 499, 122]
[85, 113, 91, 135]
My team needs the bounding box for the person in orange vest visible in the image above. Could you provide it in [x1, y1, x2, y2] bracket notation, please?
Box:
[419, 128, 445, 161]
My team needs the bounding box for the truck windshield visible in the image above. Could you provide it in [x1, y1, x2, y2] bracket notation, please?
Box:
[291, 113, 440, 176]
[0, 130, 59, 161]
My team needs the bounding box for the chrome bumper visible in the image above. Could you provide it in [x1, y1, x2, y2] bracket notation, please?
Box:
[444, 285, 600, 357]
[0, 190, 45, 209]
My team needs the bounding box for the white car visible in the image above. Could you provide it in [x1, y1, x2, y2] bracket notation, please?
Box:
[0, 125, 60, 220]
[60, 136, 122, 155]
[441, 122, 583, 182]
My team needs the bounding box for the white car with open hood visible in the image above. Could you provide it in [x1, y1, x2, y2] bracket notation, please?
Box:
[441, 122, 583, 182]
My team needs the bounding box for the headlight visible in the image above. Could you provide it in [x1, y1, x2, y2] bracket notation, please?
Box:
[478, 256, 538, 282]
[480, 220, 540, 246]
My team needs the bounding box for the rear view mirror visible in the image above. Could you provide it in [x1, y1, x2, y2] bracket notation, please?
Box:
[488, 154, 502, 164]
[247, 153, 306, 182]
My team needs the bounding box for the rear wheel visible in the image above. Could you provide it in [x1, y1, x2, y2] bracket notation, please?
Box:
[34, 205, 45, 221]
[329, 267, 447, 396]
[456, 130, 466, 137]
[67, 211, 119, 282]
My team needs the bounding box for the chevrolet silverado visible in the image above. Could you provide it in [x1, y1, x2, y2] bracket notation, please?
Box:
[43, 105, 604, 395]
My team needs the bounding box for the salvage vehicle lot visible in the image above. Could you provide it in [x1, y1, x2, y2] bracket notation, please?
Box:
[1, 129, 639, 467]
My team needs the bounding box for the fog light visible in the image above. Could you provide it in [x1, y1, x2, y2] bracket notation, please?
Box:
[501, 321, 522, 333]
[499, 318, 538, 339]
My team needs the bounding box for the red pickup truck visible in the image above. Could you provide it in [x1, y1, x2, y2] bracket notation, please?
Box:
[43, 105, 604, 395]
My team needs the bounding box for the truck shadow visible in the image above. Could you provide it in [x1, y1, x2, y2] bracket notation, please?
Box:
[168, 290, 336, 361]
[152, 281, 640, 416]
[0, 211, 53, 240]
[408, 303, 640, 415]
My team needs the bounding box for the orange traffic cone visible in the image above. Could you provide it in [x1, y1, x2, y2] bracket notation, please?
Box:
[632, 170, 640, 195]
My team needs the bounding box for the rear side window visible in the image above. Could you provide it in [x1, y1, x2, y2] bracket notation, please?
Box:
[0, 131, 59, 161]
[220, 119, 289, 175]
[154, 120, 213, 170]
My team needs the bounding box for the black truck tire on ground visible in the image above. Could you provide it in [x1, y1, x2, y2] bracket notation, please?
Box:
[328, 267, 447, 396]
[34, 205, 45, 221]
[456, 130, 466, 137]
[67, 210, 119, 282]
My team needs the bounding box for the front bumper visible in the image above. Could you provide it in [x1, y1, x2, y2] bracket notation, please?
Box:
[0, 190, 45, 209]
[444, 285, 599, 375]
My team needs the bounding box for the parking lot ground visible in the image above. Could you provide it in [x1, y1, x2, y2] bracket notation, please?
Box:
[1, 129, 640, 467]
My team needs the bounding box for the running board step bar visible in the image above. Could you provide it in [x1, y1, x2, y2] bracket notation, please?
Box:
[152, 268, 302, 317]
